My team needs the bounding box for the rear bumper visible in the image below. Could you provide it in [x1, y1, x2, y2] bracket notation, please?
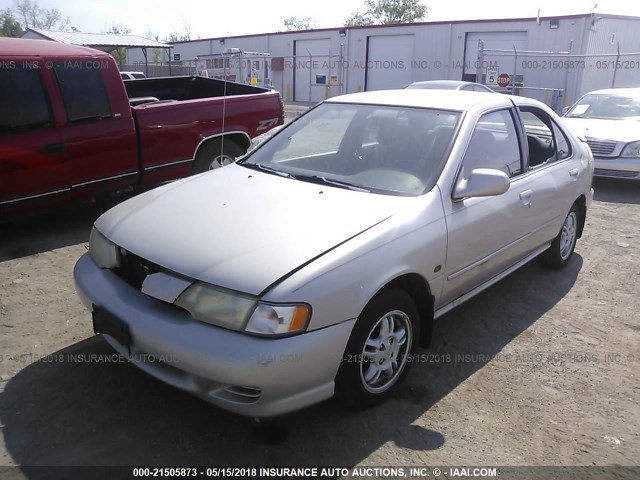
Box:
[74, 253, 355, 417]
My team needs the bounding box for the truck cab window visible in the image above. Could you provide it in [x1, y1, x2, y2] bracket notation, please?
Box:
[0, 66, 52, 134]
[54, 62, 111, 122]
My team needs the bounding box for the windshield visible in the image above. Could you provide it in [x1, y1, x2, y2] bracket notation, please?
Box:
[240, 103, 461, 196]
[566, 93, 640, 119]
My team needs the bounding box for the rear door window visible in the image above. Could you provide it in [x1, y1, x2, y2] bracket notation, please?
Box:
[519, 108, 573, 167]
[0, 65, 52, 134]
[54, 62, 111, 122]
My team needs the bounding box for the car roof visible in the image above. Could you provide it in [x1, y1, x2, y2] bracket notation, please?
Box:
[0, 37, 108, 57]
[408, 80, 479, 89]
[582, 88, 640, 96]
[326, 89, 512, 112]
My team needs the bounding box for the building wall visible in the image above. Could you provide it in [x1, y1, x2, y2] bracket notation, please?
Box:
[125, 15, 640, 107]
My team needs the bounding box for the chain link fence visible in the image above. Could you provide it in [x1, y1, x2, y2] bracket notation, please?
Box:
[475, 40, 640, 112]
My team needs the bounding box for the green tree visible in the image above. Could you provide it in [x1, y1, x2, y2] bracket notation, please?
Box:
[167, 19, 192, 43]
[281, 16, 315, 32]
[145, 28, 163, 63]
[1, 9, 23, 37]
[106, 23, 131, 65]
[345, 0, 427, 26]
[13, 0, 72, 30]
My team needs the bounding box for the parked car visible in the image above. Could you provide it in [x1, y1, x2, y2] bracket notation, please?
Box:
[405, 80, 495, 92]
[120, 71, 146, 80]
[562, 88, 640, 180]
[75, 89, 593, 418]
[0, 38, 284, 215]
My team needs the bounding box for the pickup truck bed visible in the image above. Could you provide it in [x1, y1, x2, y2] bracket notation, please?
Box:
[0, 38, 284, 214]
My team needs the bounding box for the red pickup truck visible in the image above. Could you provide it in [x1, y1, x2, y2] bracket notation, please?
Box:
[0, 38, 284, 214]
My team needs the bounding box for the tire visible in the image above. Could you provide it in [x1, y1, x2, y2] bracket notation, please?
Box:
[192, 138, 245, 174]
[335, 289, 420, 409]
[540, 203, 580, 269]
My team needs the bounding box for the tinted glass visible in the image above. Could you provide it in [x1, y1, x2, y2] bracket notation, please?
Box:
[0, 65, 52, 134]
[462, 109, 522, 178]
[242, 103, 461, 196]
[54, 62, 111, 122]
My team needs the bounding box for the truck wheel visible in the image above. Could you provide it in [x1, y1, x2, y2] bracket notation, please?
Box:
[540, 203, 580, 269]
[335, 289, 419, 409]
[193, 139, 245, 174]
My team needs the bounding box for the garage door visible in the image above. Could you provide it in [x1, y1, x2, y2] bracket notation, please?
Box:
[464, 31, 527, 81]
[294, 38, 331, 103]
[366, 35, 414, 91]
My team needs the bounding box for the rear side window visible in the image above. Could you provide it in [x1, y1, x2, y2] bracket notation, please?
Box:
[0, 65, 52, 134]
[519, 108, 572, 166]
[54, 62, 111, 122]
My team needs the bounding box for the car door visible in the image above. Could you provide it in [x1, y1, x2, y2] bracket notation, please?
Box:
[0, 61, 69, 210]
[440, 108, 541, 306]
[52, 61, 138, 199]
[516, 106, 582, 247]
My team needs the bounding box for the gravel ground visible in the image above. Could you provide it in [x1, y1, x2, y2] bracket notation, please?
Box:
[0, 177, 638, 479]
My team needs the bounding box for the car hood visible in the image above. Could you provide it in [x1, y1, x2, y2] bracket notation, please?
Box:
[562, 117, 640, 143]
[95, 164, 408, 295]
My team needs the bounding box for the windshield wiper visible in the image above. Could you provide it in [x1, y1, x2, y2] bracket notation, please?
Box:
[296, 175, 370, 192]
[242, 163, 293, 178]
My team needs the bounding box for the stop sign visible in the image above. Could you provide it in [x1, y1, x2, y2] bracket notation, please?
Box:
[497, 73, 511, 88]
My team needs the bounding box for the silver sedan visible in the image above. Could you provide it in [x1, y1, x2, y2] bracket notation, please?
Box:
[74, 89, 594, 417]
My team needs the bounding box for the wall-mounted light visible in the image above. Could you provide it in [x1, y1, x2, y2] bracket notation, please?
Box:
[339, 29, 346, 37]
[550, 19, 559, 29]
[219, 39, 225, 45]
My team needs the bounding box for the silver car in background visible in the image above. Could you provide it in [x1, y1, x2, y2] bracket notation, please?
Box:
[74, 90, 594, 417]
[563, 88, 640, 180]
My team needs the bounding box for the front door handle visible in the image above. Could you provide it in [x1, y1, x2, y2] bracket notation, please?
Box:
[44, 142, 66, 155]
[569, 168, 579, 178]
[519, 189, 533, 207]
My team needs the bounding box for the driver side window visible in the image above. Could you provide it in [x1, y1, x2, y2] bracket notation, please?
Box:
[461, 109, 522, 180]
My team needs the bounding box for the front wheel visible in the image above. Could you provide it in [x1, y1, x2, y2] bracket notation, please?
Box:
[192, 138, 245, 174]
[335, 289, 419, 409]
[540, 203, 580, 269]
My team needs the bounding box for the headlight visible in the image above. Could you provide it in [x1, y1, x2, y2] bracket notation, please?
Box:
[175, 282, 310, 336]
[175, 283, 257, 331]
[245, 303, 310, 335]
[89, 227, 121, 269]
[621, 141, 640, 158]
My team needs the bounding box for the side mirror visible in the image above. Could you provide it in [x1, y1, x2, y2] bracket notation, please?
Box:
[561, 106, 570, 116]
[453, 168, 510, 200]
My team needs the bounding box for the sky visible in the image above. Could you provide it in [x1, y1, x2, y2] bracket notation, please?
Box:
[2, 0, 639, 40]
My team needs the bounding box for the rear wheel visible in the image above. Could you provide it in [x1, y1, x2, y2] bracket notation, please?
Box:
[540, 203, 580, 269]
[335, 289, 419, 409]
[193, 138, 245, 174]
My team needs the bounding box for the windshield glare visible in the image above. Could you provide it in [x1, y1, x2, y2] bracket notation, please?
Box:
[566, 93, 640, 119]
[241, 103, 461, 196]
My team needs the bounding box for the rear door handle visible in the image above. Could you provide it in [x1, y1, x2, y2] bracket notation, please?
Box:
[519, 189, 533, 207]
[44, 142, 65, 155]
[569, 168, 579, 178]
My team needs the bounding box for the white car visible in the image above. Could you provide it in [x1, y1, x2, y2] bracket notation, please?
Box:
[563, 88, 640, 180]
[75, 90, 594, 417]
[120, 71, 146, 80]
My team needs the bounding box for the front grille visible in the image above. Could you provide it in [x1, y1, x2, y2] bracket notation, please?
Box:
[594, 168, 639, 179]
[586, 139, 618, 156]
[115, 250, 164, 290]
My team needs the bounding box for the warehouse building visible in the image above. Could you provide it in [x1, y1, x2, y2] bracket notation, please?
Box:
[126, 13, 640, 110]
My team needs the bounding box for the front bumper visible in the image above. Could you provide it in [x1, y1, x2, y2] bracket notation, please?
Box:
[594, 156, 640, 180]
[74, 253, 355, 417]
